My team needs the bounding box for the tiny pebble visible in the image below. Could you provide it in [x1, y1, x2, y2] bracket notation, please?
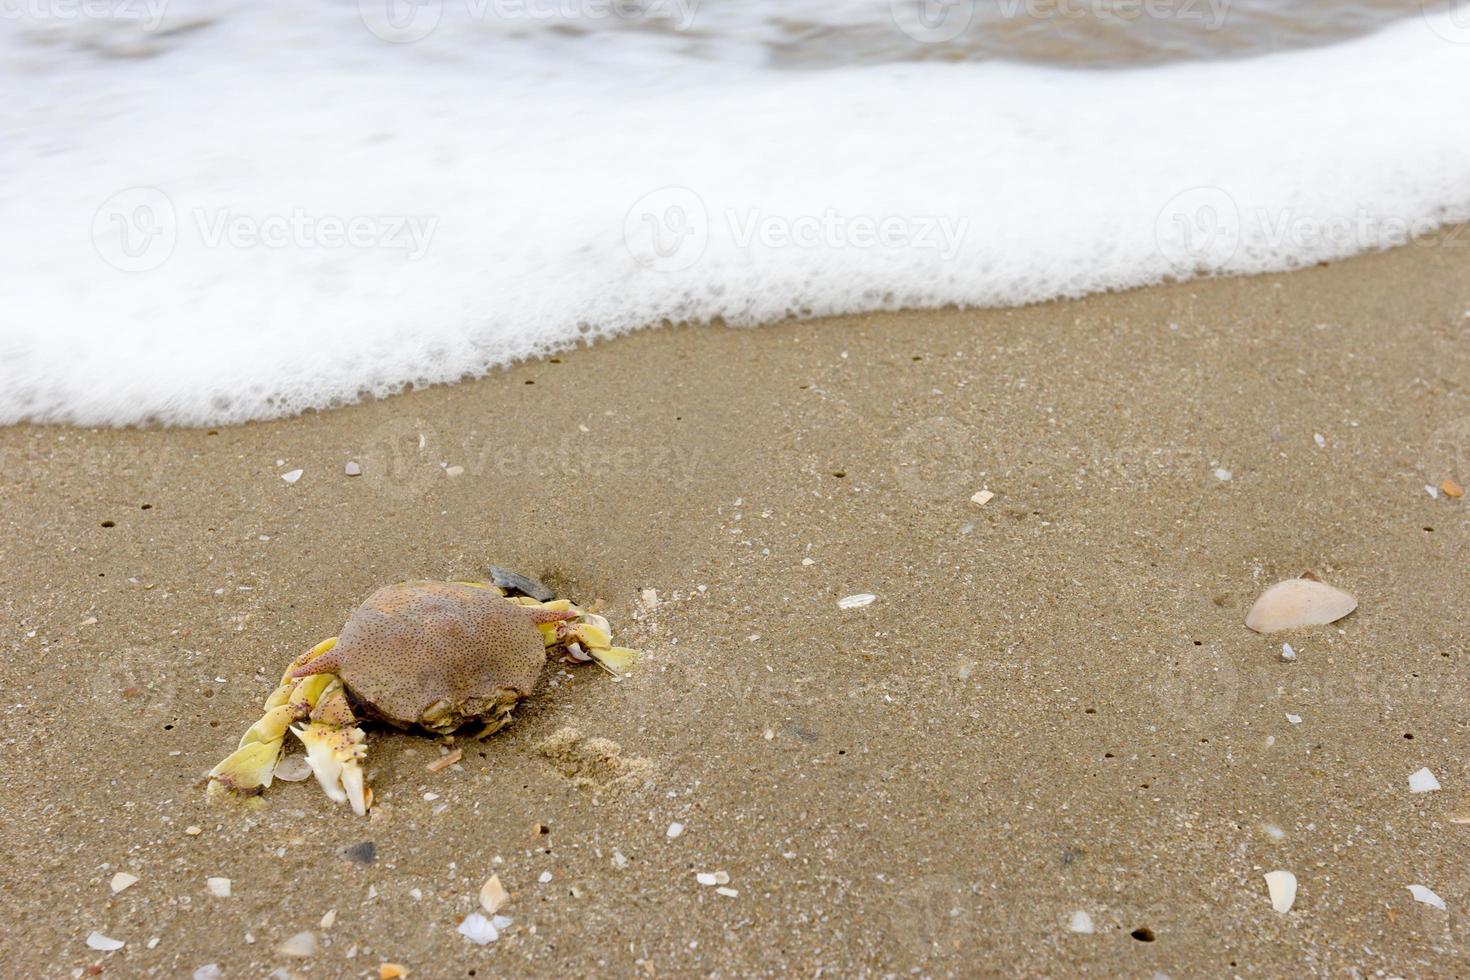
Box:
[86, 932, 124, 952]
[715, 887, 738, 898]
[319, 909, 336, 930]
[281, 469, 303, 484]
[1280, 643, 1297, 662]
[1286, 713, 1302, 724]
[185, 826, 202, 836]
[206, 877, 231, 898]
[1213, 468, 1232, 481]
[344, 461, 362, 477]
[666, 822, 685, 839]
[1313, 433, 1325, 448]
[192, 965, 222, 980]
[445, 465, 464, 478]
[538, 871, 553, 884]
[970, 489, 994, 505]
[1068, 910, 1094, 934]
[110, 873, 139, 894]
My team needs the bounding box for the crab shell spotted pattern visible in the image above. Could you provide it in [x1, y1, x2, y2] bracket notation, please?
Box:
[207, 580, 637, 815]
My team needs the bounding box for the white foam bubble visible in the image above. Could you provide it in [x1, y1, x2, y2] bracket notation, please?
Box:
[3, 9, 1469, 425]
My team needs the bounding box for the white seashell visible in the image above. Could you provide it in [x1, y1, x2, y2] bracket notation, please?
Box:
[1264, 870, 1297, 913]
[1245, 579, 1357, 633]
[273, 754, 312, 782]
[280, 469, 303, 484]
[1409, 767, 1442, 793]
[1068, 910, 1094, 934]
[276, 931, 317, 957]
[110, 872, 139, 893]
[838, 593, 876, 610]
[458, 913, 500, 945]
[86, 932, 125, 951]
[206, 877, 231, 898]
[1408, 884, 1445, 910]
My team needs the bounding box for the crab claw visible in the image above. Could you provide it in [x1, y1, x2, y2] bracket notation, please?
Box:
[292, 721, 370, 816]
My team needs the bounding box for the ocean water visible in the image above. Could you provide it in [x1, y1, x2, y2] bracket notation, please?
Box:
[3, 1, 1469, 426]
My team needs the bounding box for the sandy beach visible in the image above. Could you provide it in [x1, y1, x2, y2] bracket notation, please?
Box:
[3, 235, 1470, 977]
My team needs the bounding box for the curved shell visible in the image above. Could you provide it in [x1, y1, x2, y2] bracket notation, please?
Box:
[330, 581, 550, 728]
[1245, 578, 1357, 633]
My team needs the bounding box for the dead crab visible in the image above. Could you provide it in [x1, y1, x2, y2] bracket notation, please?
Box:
[207, 578, 637, 814]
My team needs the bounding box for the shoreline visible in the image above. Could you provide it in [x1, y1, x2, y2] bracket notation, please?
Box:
[3, 236, 1470, 975]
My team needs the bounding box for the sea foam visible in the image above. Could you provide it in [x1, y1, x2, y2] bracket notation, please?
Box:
[2, 7, 1469, 425]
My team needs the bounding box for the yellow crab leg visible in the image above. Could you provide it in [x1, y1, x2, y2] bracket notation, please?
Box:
[207, 638, 339, 801]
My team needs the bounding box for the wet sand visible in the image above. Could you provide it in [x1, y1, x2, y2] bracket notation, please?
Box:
[2, 236, 1470, 977]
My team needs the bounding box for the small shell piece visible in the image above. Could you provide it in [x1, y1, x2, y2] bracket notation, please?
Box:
[479, 874, 509, 915]
[1408, 884, 1446, 910]
[1245, 579, 1357, 633]
[1264, 870, 1297, 913]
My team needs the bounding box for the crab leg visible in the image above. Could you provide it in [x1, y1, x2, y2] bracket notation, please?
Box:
[207, 637, 362, 808]
[508, 597, 640, 675]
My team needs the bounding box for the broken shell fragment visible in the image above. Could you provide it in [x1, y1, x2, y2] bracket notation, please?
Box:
[1245, 578, 1357, 633]
[277, 931, 318, 957]
[1264, 870, 1297, 913]
[1408, 884, 1446, 910]
[457, 913, 500, 945]
[110, 872, 139, 894]
[479, 874, 509, 915]
[1409, 767, 1442, 793]
[488, 565, 556, 602]
[273, 754, 313, 782]
[86, 932, 125, 951]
